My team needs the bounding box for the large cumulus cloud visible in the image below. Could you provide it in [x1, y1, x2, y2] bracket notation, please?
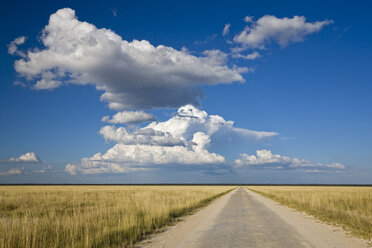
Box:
[66, 105, 278, 174]
[99, 105, 278, 146]
[11, 8, 246, 109]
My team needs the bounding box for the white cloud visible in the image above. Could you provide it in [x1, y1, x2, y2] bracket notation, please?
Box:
[65, 160, 149, 175]
[90, 131, 223, 165]
[0, 157, 51, 176]
[231, 127, 277, 140]
[8, 152, 41, 163]
[234, 15, 332, 49]
[65, 164, 78, 175]
[67, 105, 277, 174]
[305, 169, 348, 174]
[244, 16, 254, 23]
[13, 81, 27, 87]
[223, 23, 231, 36]
[33, 78, 62, 90]
[8, 36, 27, 58]
[235, 149, 346, 171]
[146, 105, 277, 141]
[99, 126, 185, 146]
[101, 105, 277, 145]
[12, 8, 246, 110]
[0, 168, 22, 176]
[65, 132, 225, 175]
[232, 51, 261, 60]
[31, 165, 52, 174]
[102, 110, 156, 124]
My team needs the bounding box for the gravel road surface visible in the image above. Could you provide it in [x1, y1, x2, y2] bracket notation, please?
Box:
[139, 187, 369, 248]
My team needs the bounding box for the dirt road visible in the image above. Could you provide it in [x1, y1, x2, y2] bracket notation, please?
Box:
[139, 187, 368, 248]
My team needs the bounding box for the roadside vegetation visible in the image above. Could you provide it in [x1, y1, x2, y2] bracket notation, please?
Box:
[0, 185, 233, 248]
[247, 186, 372, 240]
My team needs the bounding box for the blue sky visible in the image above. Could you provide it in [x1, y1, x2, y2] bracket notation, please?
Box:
[1, 0, 371, 184]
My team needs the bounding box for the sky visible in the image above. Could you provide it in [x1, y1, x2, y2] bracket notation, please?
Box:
[1, 0, 371, 184]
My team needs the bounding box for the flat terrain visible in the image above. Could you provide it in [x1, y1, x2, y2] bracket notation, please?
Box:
[140, 188, 369, 248]
[0, 186, 232, 248]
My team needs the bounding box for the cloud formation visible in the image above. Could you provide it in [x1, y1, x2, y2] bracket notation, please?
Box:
[100, 105, 277, 146]
[222, 24, 231, 36]
[66, 105, 277, 175]
[102, 110, 156, 124]
[0, 168, 22, 176]
[99, 126, 185, 146]
[66, 132, 225, 175]
[146, 105, 277, 140]
[8, 152, 41, 163]
[234, 15, 332, 49]
[0, 164, 53, 176]
[232, 51, 261, 60]
[11, 8, 246, 109]
[235, 149, 345, 171]
[65, 164, 78, 175]
[8, 36, 27, 58]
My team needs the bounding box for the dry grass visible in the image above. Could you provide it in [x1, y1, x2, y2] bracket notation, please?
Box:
[247, 186, 372, 240]
[0, 185, 233, 248]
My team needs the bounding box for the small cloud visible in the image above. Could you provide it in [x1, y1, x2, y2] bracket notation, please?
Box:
[13, 81, 27, 87]
[234, 15, 333, 49]
[102, 110, 156, 124]
[235, 149, 346, 172]
[8, 36, 27, 58]
[306, 169, 350, 174]
[244, 16, 254, 23]
[31, 165, 52, 174]
[232, 51, 261, 60]
[8, 152, 41, 163]
[222, 24, 231, 36]
[33, 79, 62, 90]
[0, 168, 22, 176]
[65, 164, 77, 175]
[110, 8, 118, 17]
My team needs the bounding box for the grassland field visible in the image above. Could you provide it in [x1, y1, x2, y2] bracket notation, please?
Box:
[247, 186, 372, 241]
[1, 185, 371, 248]
[0, 185, 234, 248]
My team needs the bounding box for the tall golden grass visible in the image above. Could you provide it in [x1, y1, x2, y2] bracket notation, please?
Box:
[0, 185, 233, 248]
[247, 186, 372, 240]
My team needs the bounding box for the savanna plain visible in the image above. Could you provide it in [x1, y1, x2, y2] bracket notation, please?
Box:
[0, 185, 371, 248]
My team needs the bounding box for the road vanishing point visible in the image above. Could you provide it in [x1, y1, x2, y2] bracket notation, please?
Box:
[140, 187, 368, 248]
